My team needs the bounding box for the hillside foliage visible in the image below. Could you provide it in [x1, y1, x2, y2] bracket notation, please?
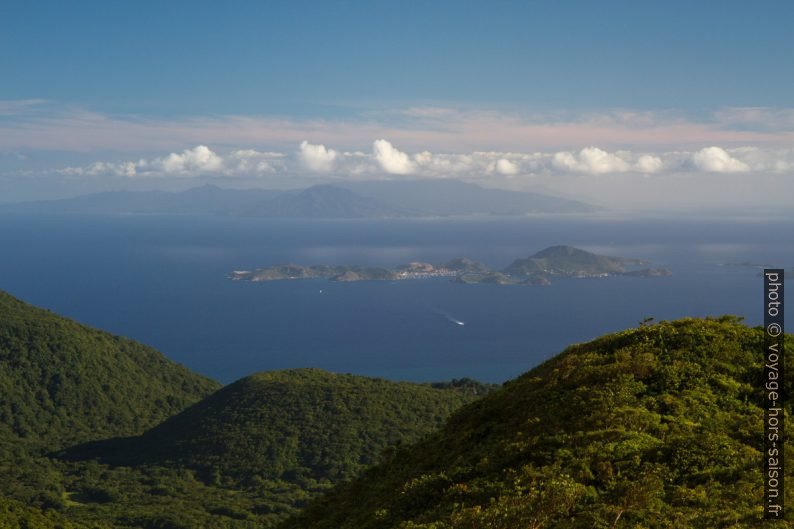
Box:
[0, 291, 219, 450]
[282, 317, 793, 529]
[63, 369, 492, 486]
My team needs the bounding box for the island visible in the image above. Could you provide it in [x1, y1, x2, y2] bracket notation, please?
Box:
[230, 245, 671, 285]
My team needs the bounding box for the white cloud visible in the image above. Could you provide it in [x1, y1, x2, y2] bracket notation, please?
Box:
[552, 147, 630, 174]
[226, 149, 284, 174]
[494, 158, 519, 175]
[728, 146, 793, 172]
[373, 139, 415, 174]
[579, 147, 631, 173]
[158, 145, 223, 174]
[299, 141, 337, 172]
[692, 146, 750, 173]
[635, 154, 663, 173]
[413, 150, 434, 166]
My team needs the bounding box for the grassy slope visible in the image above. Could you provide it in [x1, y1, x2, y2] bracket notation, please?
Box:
[282, 317, 793, 529]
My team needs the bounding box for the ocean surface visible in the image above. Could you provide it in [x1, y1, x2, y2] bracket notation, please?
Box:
[1, 212, 791, 384]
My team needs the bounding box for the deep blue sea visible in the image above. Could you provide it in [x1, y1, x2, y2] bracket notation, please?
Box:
[1, 212, 791, 384]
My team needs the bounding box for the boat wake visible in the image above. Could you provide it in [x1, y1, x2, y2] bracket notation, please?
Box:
[430, 307, 465, 326]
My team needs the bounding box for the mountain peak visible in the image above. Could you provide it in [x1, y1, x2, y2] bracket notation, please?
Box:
[531, 244, 585, 257]
[504, 245, 630, 277]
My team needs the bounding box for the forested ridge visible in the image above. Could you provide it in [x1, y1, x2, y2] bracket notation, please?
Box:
[282, 317, 793, 529]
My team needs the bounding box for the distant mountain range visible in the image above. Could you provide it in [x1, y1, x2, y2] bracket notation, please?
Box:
[1, 180, 597, 218]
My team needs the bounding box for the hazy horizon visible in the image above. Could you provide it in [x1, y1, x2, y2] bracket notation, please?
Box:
[3, 179, 794, 219]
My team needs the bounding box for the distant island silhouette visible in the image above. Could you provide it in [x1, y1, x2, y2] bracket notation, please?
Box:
[230, 245, 672, 285]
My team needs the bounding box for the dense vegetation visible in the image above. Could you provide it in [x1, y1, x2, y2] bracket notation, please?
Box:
[0, 494, 100, 529]
[0, 290, 493, 528]
[282, 317, 792, 528]
[0, 290, 219, 449]
[18, 369, 488, 528]
[61, 369, 492, 490]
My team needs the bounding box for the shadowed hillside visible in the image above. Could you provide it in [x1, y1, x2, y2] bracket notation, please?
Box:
[62, 370, 494, 485]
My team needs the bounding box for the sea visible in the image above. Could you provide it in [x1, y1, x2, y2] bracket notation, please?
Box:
[1, 212, 791, 384]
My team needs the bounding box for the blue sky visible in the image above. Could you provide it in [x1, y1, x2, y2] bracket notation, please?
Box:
[3, 1, 793, 114]
[1, 1, 793, 207]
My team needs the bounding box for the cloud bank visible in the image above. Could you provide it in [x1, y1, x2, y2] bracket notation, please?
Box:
[54, 141, 793, 180]
[4, 101, 792, 208]
[59, 146, 285, 178]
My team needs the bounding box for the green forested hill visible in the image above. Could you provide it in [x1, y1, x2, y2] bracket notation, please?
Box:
[65, 369, 491, 486]
[0, 291, 493, 528]
[66, 369, 491, 484]
[57, 370, 492, 526]
[282, 317, 793, 529]
[0, 290, 220, 449]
